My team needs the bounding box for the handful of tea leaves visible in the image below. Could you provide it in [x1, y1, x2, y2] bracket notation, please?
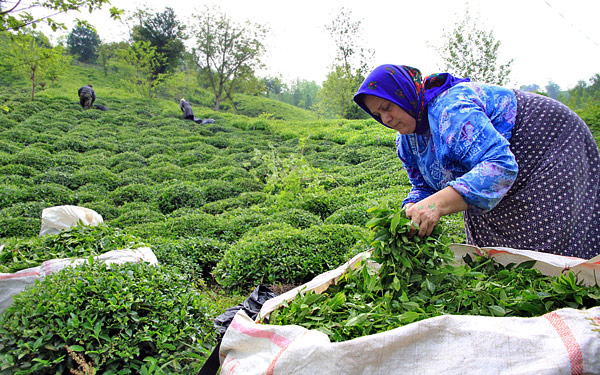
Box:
[269, 203, 600, 342]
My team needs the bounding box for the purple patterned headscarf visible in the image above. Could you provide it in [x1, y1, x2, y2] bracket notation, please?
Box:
[353, 64, 470, 134]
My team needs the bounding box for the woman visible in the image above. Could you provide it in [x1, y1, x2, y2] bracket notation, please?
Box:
[77, 84, 96, 110]
[353, 64, 600, 259]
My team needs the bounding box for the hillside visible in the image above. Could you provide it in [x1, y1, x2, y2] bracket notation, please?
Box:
[0, 63, 472, 373]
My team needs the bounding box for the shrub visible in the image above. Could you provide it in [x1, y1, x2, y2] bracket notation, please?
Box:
[82, 200, 119, 221]
[12, 146, 54, 170]
[0, 163, 37, 177]
[0, 217, 39, 237]
[150, 236, 229, 283]
[213, 224, 363, 289]
[107, 151, 147, 173]
[139, 143, 173, 158]
[201, 179, 239, 203]
[0, 184, 30, 209]
[32, 183, 74, 206]
[0, 222, 147, 273]
[324, 202, 371, 226]
[0, 201, 46, 237]
[201, 191, 268, 215]
[71, 166, 122, 190]
[147, 162, 186, 182]
[0, 139, 20, 153]
[0, 261, 217, 374]
[110, 183, 155, 206]
[269, 208, 322, 229]
[231, 177, 264, 193]
[32, 170, 73, 187]
[297, 191, 349, 220]
[156, 181, 206, 214]
[111, 203, 164, 227]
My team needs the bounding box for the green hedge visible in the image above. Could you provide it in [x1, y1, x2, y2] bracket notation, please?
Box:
[213, 224, 365, 289]
[0, 261, 217, 374]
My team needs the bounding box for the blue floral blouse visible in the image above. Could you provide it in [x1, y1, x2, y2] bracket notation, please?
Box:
[398, 82, 519, 213]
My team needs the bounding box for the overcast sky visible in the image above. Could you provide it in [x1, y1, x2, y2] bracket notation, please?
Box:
[45, 0, 600, 90]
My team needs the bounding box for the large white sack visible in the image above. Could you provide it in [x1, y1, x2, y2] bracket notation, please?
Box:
[39, 205, 103, 236]
[220, 245, 600, 375]
[0, 247, 158, 313]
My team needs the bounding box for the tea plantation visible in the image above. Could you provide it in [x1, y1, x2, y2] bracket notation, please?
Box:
[0, 63, 467, 373]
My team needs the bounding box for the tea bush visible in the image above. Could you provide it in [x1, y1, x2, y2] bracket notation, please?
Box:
[32, 183, 75, 206]
[71, 165, 122, 190]
[200, 179, 239, 203]
[111, 206, 164, 227]
[0, 163, 37, 177]
[110, 183, 155, 206]
[213, 224, 364, 289]
[150, 236, 228, 282]
[156, 181, 206, 214]
[0, 216, 39, 237]
[0, 184, 30, 209]
[324, 202, 371, 226]
[0, 261, 217, 374]
[201, 191, 268, 215]
[269, 208, 322, 229]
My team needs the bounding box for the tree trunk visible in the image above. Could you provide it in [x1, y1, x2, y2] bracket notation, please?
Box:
[214, 95, 220, 111]
[30, 66, 36, 101]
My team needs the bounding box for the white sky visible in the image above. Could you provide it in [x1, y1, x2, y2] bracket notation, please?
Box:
[43, 0, 600, 90]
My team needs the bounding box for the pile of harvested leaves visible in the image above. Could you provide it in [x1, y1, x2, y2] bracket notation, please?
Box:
[269, 203, 600, 342]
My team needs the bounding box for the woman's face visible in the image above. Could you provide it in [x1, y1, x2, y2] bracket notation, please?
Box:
[363, 95, 416, 134]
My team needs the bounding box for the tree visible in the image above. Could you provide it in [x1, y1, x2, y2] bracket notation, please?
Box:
[131, 7, 186, 76]
[191, 6, 266, 111]
[66, 25, 100, 63]
[263, 76, 285, 100]
[319, 7, 371, 119]
[520, 84, 541, 93]
[544, 81, 561, 99]
[437, 9, 513, 85]
[5, 29, 62, 100]
[114, 40, 166, 97]
[318, 66, 366, 119]
[41, 43, 70, 86]
[0, 0, 122, 33]
[97, 41, 128, 78]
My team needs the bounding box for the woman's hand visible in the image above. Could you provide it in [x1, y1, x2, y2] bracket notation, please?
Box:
[406, 202, 442, 237]
[405, 186, 468, 237]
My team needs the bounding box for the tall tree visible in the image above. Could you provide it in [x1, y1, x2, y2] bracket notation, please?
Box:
[319, 7, 371, 119]
[437, 9, 513, 85]
[66, 25, 100, 63]
[131, 7, 186, 76]
[0, 0, 122, 33]
[114, 40, 166, 98]
[191, 6, 266, 111]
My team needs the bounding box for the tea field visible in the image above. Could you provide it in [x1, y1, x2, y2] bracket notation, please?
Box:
[0, 64, 468, 373]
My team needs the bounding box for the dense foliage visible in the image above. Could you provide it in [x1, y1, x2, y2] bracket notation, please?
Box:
[0, 260, 218, 374]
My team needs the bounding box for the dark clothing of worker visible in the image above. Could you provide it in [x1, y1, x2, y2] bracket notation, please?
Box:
[78, 85, 96, 110]
[180, 99, 215, 125]
[181, 99, 196, 120]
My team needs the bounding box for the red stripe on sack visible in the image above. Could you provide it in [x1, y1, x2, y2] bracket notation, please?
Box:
[230, 318, 292, 348]
[544, 312, 584, 375]
[593, 317, 600, 325]
[0, 270, 40, 279]
[266, 331, 306, 375]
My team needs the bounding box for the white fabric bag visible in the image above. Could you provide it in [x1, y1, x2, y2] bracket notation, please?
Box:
[219, 245, 600, 375]
[39, 205, 103, 236]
